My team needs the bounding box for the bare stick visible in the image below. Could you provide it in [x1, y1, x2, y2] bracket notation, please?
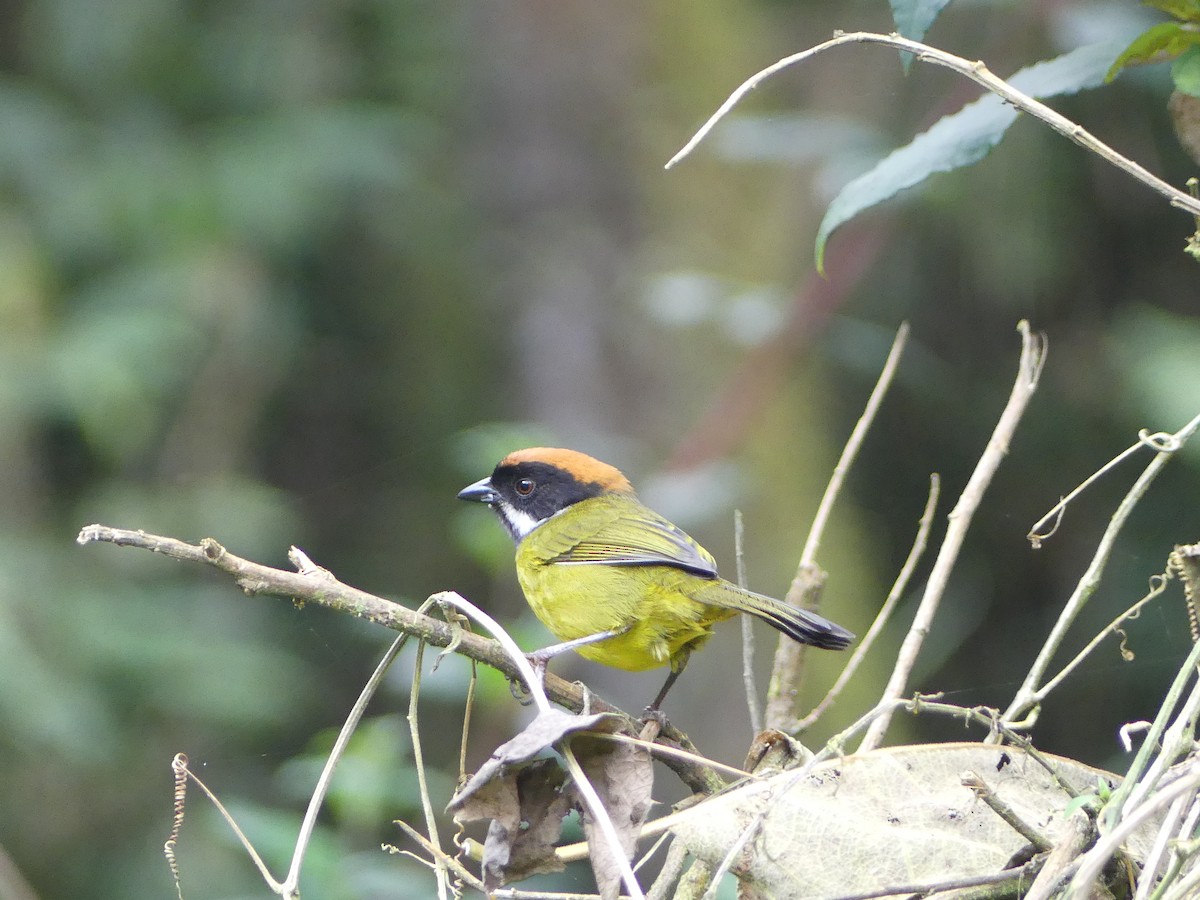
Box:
[1036, 571, 1171, 701]
[794, 473, 939, 733]
[1000, 411, 1200, 729]
[75, 526, 588, 713]
[665, 31, 1200, 219]
[734, 510, 764, 734]
[765, 321, 910, 731]
[859, 322, 1046, 752]
[961, 771, 1054, 852]
[407, 639, 450, 900]
[280, 632, 406, 895]
[166, 631, 405, 899]
[76, 525, 722, 793]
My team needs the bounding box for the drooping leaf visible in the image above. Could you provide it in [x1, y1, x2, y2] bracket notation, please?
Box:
[815, 39, 1127, 273]
[889, 0, 953, 44]
[449, 758, 570, 890]
[448, 709, 624, 809]
[446, 709, 631, 890]
[1106, 22, 1200, 82]
[569, 735, 653, 900]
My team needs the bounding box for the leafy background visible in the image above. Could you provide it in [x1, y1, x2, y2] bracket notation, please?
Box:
[1, 0, 1198, 897]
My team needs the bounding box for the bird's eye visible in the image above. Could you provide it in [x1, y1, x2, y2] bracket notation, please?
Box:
[515, 478, 536, 496]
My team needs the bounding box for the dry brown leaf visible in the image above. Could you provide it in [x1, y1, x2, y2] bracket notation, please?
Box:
[447, 709, 633, 890]
[569, 734, 654, 900]
[450, 758, 571, 889]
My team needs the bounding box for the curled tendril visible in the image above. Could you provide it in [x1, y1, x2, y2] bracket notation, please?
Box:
[165, 753, 189, 900]
[1138, 429, 1181, 453]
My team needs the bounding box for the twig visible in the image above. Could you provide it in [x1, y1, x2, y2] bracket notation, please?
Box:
[647, 837, 689, 900]
[818, 861, 1042, 900]
[1000, 412, 1200, 729]
[1022, 810, 1094, 900]
[665, 32, 1200, 220]
[1027, 430, 1174, 547]
[734, 510, 763, 734]
[170, 754, 287, 894]
[76, 524, 725, 795]
[394, 819, 486, 892]
[0, 843, 38, 900]
[1105, 640, 1200, 833]
[961, 771, 1054, 852]
[1035, 571, 1171, 701]
[281, 631, 407, 895]
[167, 630, 406, 899]
[585, 732, 753, 781]
[1064, 761, 1200, 899]
[408, 636, 450, 900]
[700, 806, 764, 900]
[859, 322, 1045, 752]
[1133, 786, 1193, 900]
[794, 472, 939, 732]
[765, 321, 910, 731]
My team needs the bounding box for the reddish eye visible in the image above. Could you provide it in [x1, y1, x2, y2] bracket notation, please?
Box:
[515, 478, 535, 496]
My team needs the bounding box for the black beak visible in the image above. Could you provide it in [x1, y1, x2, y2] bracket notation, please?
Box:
[458, 476, 499, 504]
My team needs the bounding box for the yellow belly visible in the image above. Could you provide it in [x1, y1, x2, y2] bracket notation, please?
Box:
[515, 547, 735, 672]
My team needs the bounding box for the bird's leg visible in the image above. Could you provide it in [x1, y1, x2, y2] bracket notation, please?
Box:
[646, 647, 692, 715]
[525, 624, 633, 680]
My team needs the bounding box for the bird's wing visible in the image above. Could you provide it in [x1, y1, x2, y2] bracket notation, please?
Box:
[547, 509, 719, 579]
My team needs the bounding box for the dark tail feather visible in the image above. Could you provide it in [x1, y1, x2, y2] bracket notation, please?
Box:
[706, 581, 854, 650]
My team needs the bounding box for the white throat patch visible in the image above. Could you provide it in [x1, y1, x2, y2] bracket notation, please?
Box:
[496, 501, 546, 542]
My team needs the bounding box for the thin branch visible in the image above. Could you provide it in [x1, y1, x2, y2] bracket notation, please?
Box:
[393, 819, 486, 892]
[1000, 411, 1200, 729]
[734, 509, 763, 734]
[802, 321, 910, 567]
[283, 632, 408, 894]
[666, 31, 1200, 219]
[1065, 762, 1200, 899]
[170, 754, 285, 894]
[0, 843, 38, 900]
[1104, 642, 1200, 834]
[859, 322, 1045, 752]
[1027, 430, 1175, 547]
[765, 321, 910, 731]
[818, 860, 1042, 900]
[76, 525, 723, 794]
[1036, 571, 1171, 701]
[961, 771, 1054, 852]
[795, 472, 939, 732]
[407, 638, 450, 900]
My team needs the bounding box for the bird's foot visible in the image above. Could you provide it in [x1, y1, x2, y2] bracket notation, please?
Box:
[639, 707, 669, 742]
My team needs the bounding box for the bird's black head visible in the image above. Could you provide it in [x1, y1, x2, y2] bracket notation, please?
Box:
[457, 447, 634, 542]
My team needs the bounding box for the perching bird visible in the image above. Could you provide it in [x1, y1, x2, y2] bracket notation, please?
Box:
[459, 447, 854, 708]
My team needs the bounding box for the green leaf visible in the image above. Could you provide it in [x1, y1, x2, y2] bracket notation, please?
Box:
[815, 40, 1126, 273]
[890, 0, 954, 73]
[1173, 44, 1200, 94]
[1106, 22, 1200, 82]
[890, 0, 953, 43]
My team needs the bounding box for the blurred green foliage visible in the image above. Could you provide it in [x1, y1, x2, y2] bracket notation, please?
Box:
[1, 0, 1197, 897]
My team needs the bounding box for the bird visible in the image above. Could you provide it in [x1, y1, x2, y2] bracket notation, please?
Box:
[458, 447, 854, 708]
